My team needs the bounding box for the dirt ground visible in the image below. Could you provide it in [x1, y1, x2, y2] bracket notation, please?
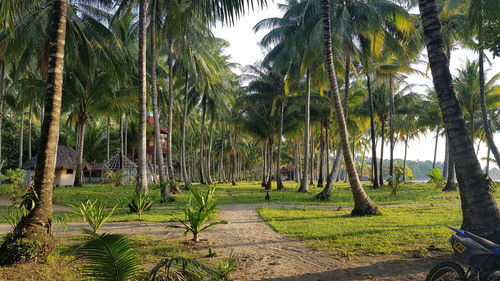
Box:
[0, 203, 449, 280]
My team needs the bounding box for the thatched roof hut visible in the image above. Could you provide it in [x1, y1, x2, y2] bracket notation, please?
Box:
[22, 145, 89, 186]
[21, 145, 89, 170]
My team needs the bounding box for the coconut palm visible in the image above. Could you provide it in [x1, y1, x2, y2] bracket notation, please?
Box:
[417, 0, 499, 241]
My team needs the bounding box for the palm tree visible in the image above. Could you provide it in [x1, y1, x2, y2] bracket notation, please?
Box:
[418, 0, 499, 241]
[321, 0, 377, 216]
[0, 0, 68, 265]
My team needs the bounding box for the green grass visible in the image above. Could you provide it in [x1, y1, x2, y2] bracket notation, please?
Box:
[0, 233, 213, 281]
[259, 206, 462, 257]
[1, 181, 498, 208]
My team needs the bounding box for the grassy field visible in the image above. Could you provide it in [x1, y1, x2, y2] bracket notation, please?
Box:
[0, 181, 493, 208]
[0, 233, 222, 281]
[259, 205, 461, 257]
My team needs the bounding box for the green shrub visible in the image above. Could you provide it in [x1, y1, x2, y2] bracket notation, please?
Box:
[0, 168, 25, 187]
[102, 168, 125, 187]
[426, 168, 445, 189]
[127, 191, 154, 220]
[68, 200, 117, 233]
[168, 185, 228, 242]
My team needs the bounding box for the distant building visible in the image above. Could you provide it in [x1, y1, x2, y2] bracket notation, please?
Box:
[22, 145, 89, 187]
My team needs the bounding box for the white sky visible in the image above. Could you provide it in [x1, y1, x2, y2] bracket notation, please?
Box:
[212, 2, 500, 168]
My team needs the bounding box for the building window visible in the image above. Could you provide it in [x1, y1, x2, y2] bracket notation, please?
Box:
[67, 169, 74, 174]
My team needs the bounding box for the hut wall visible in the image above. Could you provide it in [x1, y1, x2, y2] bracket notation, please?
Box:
[55, 169, 76, 186]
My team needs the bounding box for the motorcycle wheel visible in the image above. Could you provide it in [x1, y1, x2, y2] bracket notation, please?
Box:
[426, 262, 467, 281]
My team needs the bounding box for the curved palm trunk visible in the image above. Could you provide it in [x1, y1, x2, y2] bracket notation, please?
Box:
[74, 117, 85, 187]
[276, 100, 285, 190]
[136, 0, 148, 194]
[298, 70, 311, 192]
[379, 117, 385, 186]
[320, 0, 377, 215]
[367, 75, 379, 188]
[151, 0, 170, 201]
[418, 0, 499, 240]
[479, 50, 500, 166]
[181, 72, 191, 188]
[0, 0, 67, 265]
[18, 111, 24, 168]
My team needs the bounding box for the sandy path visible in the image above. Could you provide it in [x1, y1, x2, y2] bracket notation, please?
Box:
[0, 203, 448, 280]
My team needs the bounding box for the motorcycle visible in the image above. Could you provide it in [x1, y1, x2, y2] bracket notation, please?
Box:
[426, 227, 500, 281]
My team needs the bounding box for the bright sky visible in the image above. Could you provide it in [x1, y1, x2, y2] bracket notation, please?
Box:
[212, 2, 500, 168]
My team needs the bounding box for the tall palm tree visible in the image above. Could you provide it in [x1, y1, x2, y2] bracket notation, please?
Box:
[321, 0, 377, 216]
[418, 0, 499, 241]
[0, 0, 68, 265]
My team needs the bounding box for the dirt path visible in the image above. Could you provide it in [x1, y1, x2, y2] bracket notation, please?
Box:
[0, 203, 449, 280]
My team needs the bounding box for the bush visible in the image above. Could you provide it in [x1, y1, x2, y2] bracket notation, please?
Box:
[0, 168, 25, 187]
[127, 191, 154, 220]
[68, 200, 117, 233]
[102, 168, 125, 187]
[426, 168, 445, 189]
[168, 185, 228, 242]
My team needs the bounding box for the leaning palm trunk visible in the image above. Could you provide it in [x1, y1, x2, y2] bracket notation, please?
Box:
[479, 50, 500, 167]
[316, 145, 342, 200]
[181, 72, 191, 188]
[276, 100, 285, 190]
[0, 0, 67, 265]
[317, 125, 325, 187]
[151, 0, 170, 201]
[136, 0, 148, 194]
[432, 128, 439, 169]
[418, 0, 499, 240]
[74, 118, 85, 187]
[321, 0, 378, 215]
[298, 70, 311, 192]
[367, 75, 379, 188]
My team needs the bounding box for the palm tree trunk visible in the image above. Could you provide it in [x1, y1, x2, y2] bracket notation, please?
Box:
[325, 123, 330, 174]
[479, 49, 500, 166]
[206, 117, 214, 185]
[443, 135, 449, 177]
[379, 117, 385, 186]
[18, 111, 24, 168]
[74, 117, 85, 187]
[106, 117, 110, 160]
[403, 136, 408, 181]
[298, 70, 311, 192]
[309, 132, 314, 185]
[443, 135, 457, 191]
[360, 147, 366, 179]
[262, 142, 267, 186]
[166, 48, 178, 193]
[276, 100, 285, 190]
[136, 0, 148, 194]
[119, 115, 124, 169]
[151, 0, 169, 200]
[28, 106, 32, 159]
[486, 147, 490, 176]
[265, 137, 273, 189]
[389, 78, 395, 186]
[418, 0, 499, 240]
[321, 0, 377, 215]
[432, 128, 439, 169]
[367, 75, 379, 188]
[199, 95, 207, 184]
[181, 71, 191, 188]
[0, 0, 67, 265]
[0, 60, 4, 168]
[317, 124, 325, 187]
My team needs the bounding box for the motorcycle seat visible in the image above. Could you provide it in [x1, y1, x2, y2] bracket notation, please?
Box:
[465, 231, 500, 254]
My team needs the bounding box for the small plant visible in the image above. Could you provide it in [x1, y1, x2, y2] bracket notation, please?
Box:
[388, 164, 412, 195]
[128, 191, 154, 220]
[168, 185, 228, 242]
[426, 168, 445, 190]
[3, 206, 22, 230]
[146, 256, 221, 281]
[68, 200, 117, 233]
[0, 168, 26, 187]
[217, 252, 237, 281]
[102, 168, 125, 187]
